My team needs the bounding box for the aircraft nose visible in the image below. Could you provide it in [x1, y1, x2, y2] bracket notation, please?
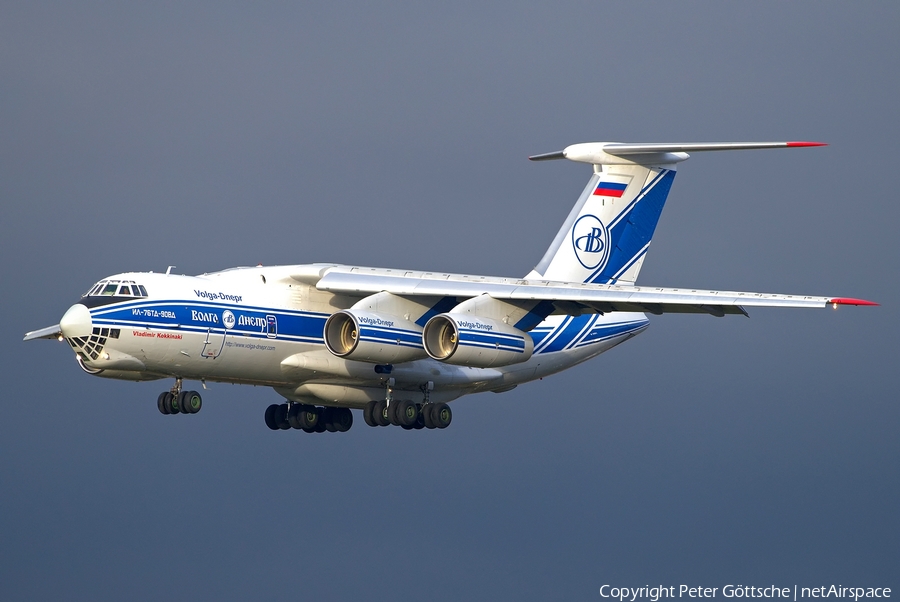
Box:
[59, 304, 93, 339]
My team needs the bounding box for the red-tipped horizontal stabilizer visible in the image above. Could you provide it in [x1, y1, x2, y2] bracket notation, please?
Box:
[529, 141, 829, 165]
[828, 297, 879, 306]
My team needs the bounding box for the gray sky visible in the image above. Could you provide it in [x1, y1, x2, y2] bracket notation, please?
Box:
[2, 2, 898, 600]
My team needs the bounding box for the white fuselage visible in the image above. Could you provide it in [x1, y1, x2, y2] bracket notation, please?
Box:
[64, 265, 649, 407]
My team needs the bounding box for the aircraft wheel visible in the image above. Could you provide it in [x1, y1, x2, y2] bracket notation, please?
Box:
[297, 405, 319, 430]
[432, 403, 452, 429]
[413, 408, 425, 430]
[333, 408, 353, 432]
[363, 401, 378, 427]
[158, 392, 172, 415]
[287, 404, 304, 429]
[276, 404, 291, 430]
[313, 412, 327, 433]
[396, 399, 418, 427]
[387, 401, 401, 426]
[422, 404, 436, 429]
[167, 392, 182, 414]
[264, 404, 280, 430]
[374, 401, 390, 427]
[322, 407, 338, 432]
[180, 390, 202, 414]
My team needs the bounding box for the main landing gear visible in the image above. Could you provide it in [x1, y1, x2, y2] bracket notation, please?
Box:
[362, 400, 452, 430]
[264, 403, 353, 434]
[261, 400, 452, 433]
[156, 378, 202, 415]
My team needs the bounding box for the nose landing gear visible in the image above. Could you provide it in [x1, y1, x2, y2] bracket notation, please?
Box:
[156, 378, 202, 415]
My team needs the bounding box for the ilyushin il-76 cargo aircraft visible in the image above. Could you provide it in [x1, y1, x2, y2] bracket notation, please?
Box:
[25, 141, 876, 434]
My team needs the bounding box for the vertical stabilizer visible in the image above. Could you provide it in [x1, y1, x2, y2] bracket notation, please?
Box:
[527, 141, 826, 285]
[528, 158, 678, 285]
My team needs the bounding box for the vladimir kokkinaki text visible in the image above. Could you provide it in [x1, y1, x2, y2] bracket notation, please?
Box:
[600, 586, 891, 602]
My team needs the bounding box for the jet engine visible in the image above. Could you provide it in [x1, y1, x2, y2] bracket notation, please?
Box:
[422, 314, 533, 368]
[323, 310, 427, 364]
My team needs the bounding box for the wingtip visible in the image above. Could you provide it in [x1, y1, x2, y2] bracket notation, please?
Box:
[787, 141, 828, 147]
[828, 297, 879, 307]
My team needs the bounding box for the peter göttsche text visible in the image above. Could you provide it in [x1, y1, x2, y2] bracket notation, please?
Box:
[600, 586, 891, 602]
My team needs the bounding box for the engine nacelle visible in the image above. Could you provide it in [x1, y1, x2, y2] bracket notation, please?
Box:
[323, 310, 427, 364]
[422, 314, 533, 368]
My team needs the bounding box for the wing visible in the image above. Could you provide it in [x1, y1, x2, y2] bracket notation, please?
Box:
[309, 268, 876, 317]
[24, 324, 62, 341]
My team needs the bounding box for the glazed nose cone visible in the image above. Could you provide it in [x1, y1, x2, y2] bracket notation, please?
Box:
[59, 304, 93, 339]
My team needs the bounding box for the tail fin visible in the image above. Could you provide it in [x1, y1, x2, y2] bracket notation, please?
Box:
[526, 141, 825, 285]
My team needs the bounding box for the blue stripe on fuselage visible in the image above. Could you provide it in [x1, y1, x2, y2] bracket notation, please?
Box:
[534, 316, 649, 354]
[89, 299, 329, 343]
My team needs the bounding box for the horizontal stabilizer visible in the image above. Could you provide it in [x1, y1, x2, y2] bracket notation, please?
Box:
[529, 141, 826, 166]
[24, 324, 62, 341]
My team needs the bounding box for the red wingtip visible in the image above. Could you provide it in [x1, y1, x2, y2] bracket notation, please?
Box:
[787, 141, 828, 147]
[828, 297, 879, 307]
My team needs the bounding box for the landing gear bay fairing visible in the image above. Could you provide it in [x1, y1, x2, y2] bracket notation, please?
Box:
[25, 141, 876, 433]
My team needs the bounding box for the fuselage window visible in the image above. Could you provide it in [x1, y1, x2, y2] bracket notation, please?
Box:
[101, 284, 118, 296]
[138, 285, 148, 297]
[118, 285, 131, 296]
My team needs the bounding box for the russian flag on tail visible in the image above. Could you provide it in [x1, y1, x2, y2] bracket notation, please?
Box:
[593, 181, 628, 197]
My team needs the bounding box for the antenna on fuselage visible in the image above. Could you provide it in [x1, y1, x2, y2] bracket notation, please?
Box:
[166, 266, 175, 275]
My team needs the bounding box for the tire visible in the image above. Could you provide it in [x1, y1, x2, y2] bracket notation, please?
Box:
[299, 405, 319, 430]
[276, 404, 291, 430]
[167, 392, 181, 414]
[422, 404, 436, 429]
[287, 404, 303, 429]
[157, 392, 171, 415]
[374, 401, 389, 427]
[333, 408, 353, 432]
[363, 401, 378, 427]
[180, 390, 202, 414]
[387, 401, 400, 426]
[432, 403, 452, 429]
[323, 407, 338, 432]
[264, 404, 280, 430]
[414, 408, 425, 429]
[313, 415, 327, 432]
[396, 399, 418, 427]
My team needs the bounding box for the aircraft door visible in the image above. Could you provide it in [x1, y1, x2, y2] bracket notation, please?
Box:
[201, 328, 226, 359]
[200, 309, 235, 359]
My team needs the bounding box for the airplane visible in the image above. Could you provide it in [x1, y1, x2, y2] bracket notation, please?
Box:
[24, 141, 877, 434]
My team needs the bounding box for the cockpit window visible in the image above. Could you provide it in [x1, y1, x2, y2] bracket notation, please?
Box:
[83, 279, 148, 298]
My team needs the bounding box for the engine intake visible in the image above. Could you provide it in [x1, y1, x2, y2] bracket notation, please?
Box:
[422, 314, 533, 368]
[323, 310, 426, 364]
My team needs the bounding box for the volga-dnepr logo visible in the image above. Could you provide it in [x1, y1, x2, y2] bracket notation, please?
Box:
[572, 214, 610, 270]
